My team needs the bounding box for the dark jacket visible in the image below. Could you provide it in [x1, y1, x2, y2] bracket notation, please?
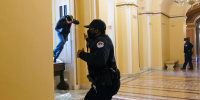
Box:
[79, 34, 119, 83]
[55, 16, 79, 38]
[184, 41, 193, 55]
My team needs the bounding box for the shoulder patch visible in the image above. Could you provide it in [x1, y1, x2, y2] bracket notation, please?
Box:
[96, 41, 104, 48]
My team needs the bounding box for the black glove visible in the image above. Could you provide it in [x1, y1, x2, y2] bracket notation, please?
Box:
[73, 19, 79, 25]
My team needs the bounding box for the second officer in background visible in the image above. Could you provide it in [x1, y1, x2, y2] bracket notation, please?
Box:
[182, 38, 193, 70]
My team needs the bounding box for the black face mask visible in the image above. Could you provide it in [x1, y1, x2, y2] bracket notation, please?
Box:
[87, 29, 96, 39]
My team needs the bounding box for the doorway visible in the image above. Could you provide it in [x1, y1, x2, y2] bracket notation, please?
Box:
[52, 0, 71, 63]
[52, 0, 77, 90]
[196, 18, 200, 61]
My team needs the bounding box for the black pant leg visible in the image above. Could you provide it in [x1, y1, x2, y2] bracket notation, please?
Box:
[183, 56, 189, 69]
[84, 79, 120, 100]
[188, 55, 193, 69]
[84, 86, 96, 100]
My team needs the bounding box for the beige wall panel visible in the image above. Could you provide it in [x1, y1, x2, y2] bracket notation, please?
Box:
[98, 0, 108, 34]
[168, 3, 189, 17]
[75, 0, 92, 84]
[116, 0, 136, 4]
[138, 16, 149, 67]
[116, 7, 129, 73]
[131, 7, 140, 73]
[138, 0, 146, 13]
[138, 0, 161, 13]
[150, 0, 162, 12]
[137, 0, 189, 17]
[116, 6, 140, 74]
[169, 18, 185, 64]
[0, 0, 54, 100]
[150, 15, 163, 67]
[161, 15, 170, 65]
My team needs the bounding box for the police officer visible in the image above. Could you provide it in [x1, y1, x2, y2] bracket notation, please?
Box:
[53, 15, 79, 63]
[77, 19, 120, 100]
[182, 38, 193, 70]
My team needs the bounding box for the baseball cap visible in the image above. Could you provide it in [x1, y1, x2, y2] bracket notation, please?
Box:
[184, 38, 190, 41]
[84, 19, 106, 31]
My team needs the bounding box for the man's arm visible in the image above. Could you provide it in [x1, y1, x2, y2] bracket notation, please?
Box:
[72, 19, 79, 25]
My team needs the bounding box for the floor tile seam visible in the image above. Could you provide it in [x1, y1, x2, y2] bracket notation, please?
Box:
[112, 95, 137, 100]
[120, 77, 142, 84]
[121, 78, 138, 84]
[118, 91, 196, 100]
[121, 84, 200, 92]
[139, 75, 200, 78]
[122, 80, 200, 86]
[120, 77, 136, 81]
[115, 93, 185, 100]
[120, 78, 194, 84]
[130, 77, 200, 81]
[114, 93, 167, 100]
[120, 77, 130, 80]
[123, 80, 200, 85]
[120, 85, 200, 94]
[140, 75, 200, 79]
[141, 72, 200, 75]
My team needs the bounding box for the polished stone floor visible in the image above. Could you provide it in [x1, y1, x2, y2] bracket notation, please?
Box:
[55, 62, 200, 100]
[113, 62, 200, 100]
[55, 89, 87, 100]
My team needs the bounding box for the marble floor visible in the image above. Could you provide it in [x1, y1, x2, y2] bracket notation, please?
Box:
[55, 89, 87, 100]
[113, 62, 200, 100]
[55, 62, 200, 100]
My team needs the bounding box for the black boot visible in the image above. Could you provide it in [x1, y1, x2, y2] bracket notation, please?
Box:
[189, 68, 193, 70]
[181, 67, 186, 70]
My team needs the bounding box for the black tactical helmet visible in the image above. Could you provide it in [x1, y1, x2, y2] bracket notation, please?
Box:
[84, 19, 106, 31]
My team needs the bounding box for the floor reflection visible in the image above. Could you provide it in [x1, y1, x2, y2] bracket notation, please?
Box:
[55, 62, 200, 100]
[113, 62, 200, 100]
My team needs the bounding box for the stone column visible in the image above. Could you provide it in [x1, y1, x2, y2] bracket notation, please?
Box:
[115, 0, 140, 74]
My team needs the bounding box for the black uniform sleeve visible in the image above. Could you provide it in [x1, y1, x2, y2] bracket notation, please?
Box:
[72, 19, 79, 25]
[185, 42, 193, 54]
[187, 42, 193, 50]
[79, 38, 110, 67]
[190, 43, 193, 49]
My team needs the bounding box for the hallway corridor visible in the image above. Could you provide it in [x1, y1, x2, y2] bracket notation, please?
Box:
[55, 63, 200, 100]
[113, 63, 200, 100]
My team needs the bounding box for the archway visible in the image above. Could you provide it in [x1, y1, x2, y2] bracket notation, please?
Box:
[186, 3, 200, 61]
[195, 18, 200, 61]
